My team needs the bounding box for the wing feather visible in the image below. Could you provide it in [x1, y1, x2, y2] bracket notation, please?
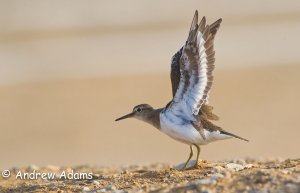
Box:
[167, 11, 222, 121]
[170, 47, 183, 96]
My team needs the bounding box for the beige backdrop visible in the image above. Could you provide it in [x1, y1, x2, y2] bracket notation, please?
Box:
[0, 0, 300, 169]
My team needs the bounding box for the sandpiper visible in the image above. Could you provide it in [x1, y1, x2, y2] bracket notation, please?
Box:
[115, 10, 248, 170]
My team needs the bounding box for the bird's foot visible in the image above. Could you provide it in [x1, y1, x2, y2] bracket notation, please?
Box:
[178, 163, 189, 171]
[177, 162, 202, 170]
[190, 160, 209, 170]
[191, 163, 202, 170]
[175, 160, 209, 170]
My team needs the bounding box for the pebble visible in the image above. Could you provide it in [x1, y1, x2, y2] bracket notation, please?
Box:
[200, 189, 213, 193]
[92, 174, 101, 178]
[194, 178, 214, 185]
[210, 173, 224, 181]
[97, 188, 124, 193]
[231, 159, 247, 165]
[28, 164, 39, 170]
[93, 180, 100, 185]
[82, 187, 90, 192]
[113, 190, 126, 193]
[280, 169, 290, 174]
[244, 164, 254, 169]
[45, 165, 60, 171]
[285, 183, 300, 192]
[104, 185, 117, 191]
[225, 163, 244, 171]
[128, 165, 144, 171]
[212, 166, 225, 173]
[194, 173, 224, 186]
[223, 171, 232, 178]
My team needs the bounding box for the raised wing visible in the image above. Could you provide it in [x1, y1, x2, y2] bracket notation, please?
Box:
[170, 11, 222, 98]
[167, 10, 222, 121]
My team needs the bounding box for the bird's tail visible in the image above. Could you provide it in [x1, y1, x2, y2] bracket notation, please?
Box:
[220, 130, 249, 142]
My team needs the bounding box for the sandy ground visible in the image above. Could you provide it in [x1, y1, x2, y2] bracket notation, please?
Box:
[0, 158, 299, 192]
[0, 65, 299, 169]
[1, 0, 300, 170]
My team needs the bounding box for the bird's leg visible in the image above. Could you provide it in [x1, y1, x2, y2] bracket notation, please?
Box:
[193, 144, 201, 168]
[180, 145, 193, 170]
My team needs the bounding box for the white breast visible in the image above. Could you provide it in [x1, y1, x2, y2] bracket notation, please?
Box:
[159, 112, 204, 145]
[159, 111, 232, 145]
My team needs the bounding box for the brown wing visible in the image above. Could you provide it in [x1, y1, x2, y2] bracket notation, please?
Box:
[169, 10, 221, 120]
[170, 46, 183, 96]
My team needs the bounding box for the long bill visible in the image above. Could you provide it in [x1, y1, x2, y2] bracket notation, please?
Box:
[115, 112, 134, 121]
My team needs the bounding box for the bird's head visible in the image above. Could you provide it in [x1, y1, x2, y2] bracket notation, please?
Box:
[115, 104, 154, 122]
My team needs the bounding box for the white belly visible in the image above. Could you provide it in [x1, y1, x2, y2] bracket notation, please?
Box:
[160, 112, 203, 145]
[159, 112, 231, 145]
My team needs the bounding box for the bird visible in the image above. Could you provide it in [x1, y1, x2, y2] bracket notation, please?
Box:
[115, 10, 248, 170]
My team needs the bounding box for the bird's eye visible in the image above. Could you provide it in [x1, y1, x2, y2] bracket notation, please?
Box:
[136, 108, 142, 112]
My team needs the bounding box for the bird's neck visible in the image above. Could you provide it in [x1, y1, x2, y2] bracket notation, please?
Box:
[141, 108, 163, 130]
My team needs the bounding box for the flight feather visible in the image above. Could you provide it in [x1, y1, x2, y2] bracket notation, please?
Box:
[168, 11, 222, 121]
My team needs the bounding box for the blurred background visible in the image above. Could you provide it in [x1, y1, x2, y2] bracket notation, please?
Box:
[0, 0, 299, 169]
